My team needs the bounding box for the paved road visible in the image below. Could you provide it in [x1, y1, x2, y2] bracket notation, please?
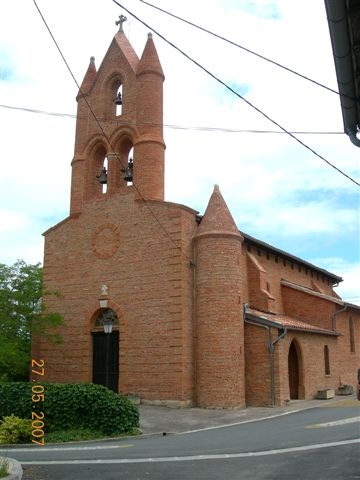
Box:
[2, 403, 359, 479]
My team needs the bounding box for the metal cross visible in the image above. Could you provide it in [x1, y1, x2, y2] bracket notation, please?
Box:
[115, 15, 127, 32]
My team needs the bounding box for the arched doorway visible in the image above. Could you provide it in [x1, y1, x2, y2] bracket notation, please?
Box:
[288, 340, 300, 399]
[92, 309, 119, 393]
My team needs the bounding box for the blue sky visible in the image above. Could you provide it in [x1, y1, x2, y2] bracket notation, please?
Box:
[0, 0, 359, 303]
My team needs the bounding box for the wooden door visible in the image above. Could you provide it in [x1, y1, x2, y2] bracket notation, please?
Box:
[92, 331, 119, 393]
[288, 341, 299, 400]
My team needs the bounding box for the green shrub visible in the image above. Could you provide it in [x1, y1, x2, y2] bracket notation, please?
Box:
[0, 415, 32, 444]
[0, 382, 139, 436]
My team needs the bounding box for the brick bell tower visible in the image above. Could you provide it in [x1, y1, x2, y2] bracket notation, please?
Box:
[70, 16, 165, 215]
[39, 19, 200, 404]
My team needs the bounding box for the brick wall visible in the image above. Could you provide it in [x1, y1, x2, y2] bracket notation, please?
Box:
[39, 193, 198, 403]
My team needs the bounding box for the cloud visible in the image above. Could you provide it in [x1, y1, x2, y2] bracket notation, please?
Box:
[313, 257, 360, 304]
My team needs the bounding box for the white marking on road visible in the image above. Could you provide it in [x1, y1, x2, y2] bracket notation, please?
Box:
[0, 444, 133, 453]
[19, 438, 360, 465]
[307, 416, 360, 428]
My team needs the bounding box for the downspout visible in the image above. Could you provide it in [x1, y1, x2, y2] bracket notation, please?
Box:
[244, 305, 287, 406]
[331, 303, 348, 330]
[346, 127, 360, 147]
[191, 249, 197, 407]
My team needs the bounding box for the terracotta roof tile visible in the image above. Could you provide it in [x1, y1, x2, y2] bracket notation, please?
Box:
[247, 308, 338, 336]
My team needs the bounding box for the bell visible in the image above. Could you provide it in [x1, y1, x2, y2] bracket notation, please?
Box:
[96, 167, 108, 184]
[114, 92, 122, 106]
[123, 158, 133, 182]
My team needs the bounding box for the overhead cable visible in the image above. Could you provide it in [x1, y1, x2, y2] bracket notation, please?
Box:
[32, 0, 191, 260]
[138, 0, 355, 101]
[113, 0, 359, 187]
[0, 104, 344, 135]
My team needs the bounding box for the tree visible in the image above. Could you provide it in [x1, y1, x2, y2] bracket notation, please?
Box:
[0, 260, 62, 381]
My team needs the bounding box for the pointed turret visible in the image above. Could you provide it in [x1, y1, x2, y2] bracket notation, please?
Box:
[196, 185, 244, 240]
[194, 185, 245, 408]
[77, 56, 97, 99]
[137, 33, 165, 79]
[134, 32, 165, 201]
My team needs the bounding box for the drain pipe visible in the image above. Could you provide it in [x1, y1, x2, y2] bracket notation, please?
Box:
[332, 303, 348, 330]
[244, 305, 287, 406]
[346, 127, 360, 148]
[269, 327, 287, 406]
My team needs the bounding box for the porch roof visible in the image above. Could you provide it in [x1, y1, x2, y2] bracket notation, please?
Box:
[246, 307, 339, 336]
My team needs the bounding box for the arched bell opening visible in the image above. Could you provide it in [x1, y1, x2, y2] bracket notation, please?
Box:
[125, 147, 134, 185]
[115, 137, 134, 186]
[88, 143, 108, 199]
[91, 308, 119, 393]
[115, 84, 123, 116]
[96, 155, 108, 194]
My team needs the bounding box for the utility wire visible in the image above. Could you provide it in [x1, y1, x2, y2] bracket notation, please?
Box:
[0, 103, 344, 135]
[113, 0, 359, 187]
[32, 0, 191, 260]
[138, 0, 356, 103]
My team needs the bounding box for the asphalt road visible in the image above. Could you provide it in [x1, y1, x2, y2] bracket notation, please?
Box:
[2, 404, 359, 480]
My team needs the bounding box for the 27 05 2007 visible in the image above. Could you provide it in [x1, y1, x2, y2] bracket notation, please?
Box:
[31, 359, 45, 446]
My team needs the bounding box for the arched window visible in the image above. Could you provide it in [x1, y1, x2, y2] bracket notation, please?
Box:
[95, 308, 119, 330]
[324, 345, 330, 375]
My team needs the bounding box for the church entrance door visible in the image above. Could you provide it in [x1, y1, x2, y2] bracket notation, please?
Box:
[288, 341, 299, 399]
[92, 331, 119, 393]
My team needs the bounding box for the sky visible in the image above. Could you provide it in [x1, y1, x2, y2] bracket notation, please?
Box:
[0, 0, 359, 303]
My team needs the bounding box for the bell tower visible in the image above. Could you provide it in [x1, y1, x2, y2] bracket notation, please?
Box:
[70, 17, 165, 216]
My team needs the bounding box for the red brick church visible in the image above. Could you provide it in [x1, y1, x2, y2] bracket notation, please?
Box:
[32, 22, 360, 408]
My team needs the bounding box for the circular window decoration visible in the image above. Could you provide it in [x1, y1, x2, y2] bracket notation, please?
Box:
[92, 223, 121, 259]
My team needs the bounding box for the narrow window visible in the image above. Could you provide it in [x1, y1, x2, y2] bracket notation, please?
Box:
[100, 156, 108, 194]
[124, 147, 133, 186]
[115, 85, 123, 116]
[349, 317, 355, 353]
[324, 345, 330, 375]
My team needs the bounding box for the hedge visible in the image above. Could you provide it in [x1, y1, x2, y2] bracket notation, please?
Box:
[0, 382, 139, 435]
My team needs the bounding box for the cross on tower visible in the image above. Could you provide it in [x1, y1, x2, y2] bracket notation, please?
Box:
[115, 15, 127, 32]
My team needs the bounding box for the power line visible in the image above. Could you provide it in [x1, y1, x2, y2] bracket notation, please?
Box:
[32, 0, 191, 261]
[0, 103, 344, 135]
[113, 0, 360, 188]
[138, 0, 354, 101]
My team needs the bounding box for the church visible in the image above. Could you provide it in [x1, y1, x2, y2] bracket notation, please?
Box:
[32, 20, 360, 408]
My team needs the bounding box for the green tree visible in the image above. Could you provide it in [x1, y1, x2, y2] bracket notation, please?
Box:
[0, 260, 62, 381]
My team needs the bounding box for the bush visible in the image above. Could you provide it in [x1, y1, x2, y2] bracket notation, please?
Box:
[0, 383, 139, 436]
[0, 415, 32, 444]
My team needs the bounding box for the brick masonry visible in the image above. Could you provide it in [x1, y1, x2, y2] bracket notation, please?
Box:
[32, 30, 360, 408]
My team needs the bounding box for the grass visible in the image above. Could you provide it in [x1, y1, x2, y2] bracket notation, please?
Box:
[0, 457, 9, 479]
[45, 427, 141, 443]
[0, 425, 141, 445]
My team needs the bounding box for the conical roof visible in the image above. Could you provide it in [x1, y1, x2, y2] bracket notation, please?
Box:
[77, 56, 97, 98]
[137, 33, 165, 79]
[195, 185, 243, 240]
